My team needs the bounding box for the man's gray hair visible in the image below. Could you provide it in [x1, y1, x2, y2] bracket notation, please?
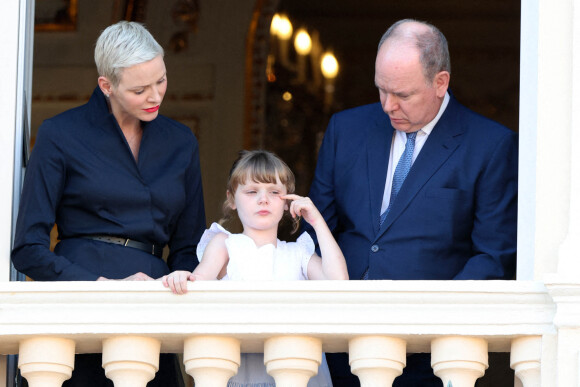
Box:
[95, 21, 164, 87]
[378, 19, 451, 83]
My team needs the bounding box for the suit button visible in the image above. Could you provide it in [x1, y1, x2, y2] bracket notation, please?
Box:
[371, 245, 379, 252]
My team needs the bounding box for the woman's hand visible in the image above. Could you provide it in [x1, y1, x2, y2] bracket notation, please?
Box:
[281, 194, 324, 227]
[160, 270, 192, 294]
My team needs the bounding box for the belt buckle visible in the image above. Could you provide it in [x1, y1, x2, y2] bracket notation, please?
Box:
[123, 238, 130, 247]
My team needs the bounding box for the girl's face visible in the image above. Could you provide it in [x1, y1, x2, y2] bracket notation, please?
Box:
[108, 55, 167, 125]
[230, 176, 288, 235]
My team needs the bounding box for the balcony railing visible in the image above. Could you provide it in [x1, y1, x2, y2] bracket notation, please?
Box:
[0, 279, 567, 387]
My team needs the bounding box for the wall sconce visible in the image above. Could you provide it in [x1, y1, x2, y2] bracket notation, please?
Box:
[270, 13, 282, 35]
[268, 13, 340, 109]
[294, 28, 312, 82]
[321, 51, 339, 110]
[275, 14, 293, 39]
[275, 14, 293, 66]
[294, 28, 312, 55]
[321, 52, 339, 79]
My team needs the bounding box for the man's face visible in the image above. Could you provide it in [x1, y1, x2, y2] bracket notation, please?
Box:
[374, 42, 449, 133]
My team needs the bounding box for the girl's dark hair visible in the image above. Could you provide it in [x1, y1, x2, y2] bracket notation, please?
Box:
[220, 150, 299, 233]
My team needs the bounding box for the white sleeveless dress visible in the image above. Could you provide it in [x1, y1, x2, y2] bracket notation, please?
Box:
[196, 223, 333, 387]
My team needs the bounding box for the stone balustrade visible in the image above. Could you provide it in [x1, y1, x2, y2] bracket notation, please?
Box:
[0, 279, 571, 386]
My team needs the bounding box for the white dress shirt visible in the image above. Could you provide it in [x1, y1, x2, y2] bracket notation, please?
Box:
[380, 92, 450, 214]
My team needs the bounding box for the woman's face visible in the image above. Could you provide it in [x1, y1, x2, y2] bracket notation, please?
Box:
[109, 55, 167, 124]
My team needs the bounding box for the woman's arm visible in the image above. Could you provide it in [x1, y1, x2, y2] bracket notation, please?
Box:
[11, 121, 100, 281]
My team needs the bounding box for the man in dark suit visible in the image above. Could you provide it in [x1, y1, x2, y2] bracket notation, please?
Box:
[305, 19, 518, 386]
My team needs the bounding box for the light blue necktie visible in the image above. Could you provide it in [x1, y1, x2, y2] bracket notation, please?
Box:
[379, 131, 417, 227]
[362, 131, 418, 280]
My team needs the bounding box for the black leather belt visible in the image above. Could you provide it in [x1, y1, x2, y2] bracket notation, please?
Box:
[83, 235, 164, 258]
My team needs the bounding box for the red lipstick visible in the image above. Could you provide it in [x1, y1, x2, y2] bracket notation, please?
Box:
[144, 105, 160, 113]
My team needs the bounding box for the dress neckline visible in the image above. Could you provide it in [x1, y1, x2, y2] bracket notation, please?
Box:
[230, 232, 279, 251]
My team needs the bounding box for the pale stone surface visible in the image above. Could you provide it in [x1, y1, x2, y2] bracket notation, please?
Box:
[510, 336, 541, 387]
[102, 336, 161, 387]
[349, 336, 406, 386]
[0, 281, 555, 354]
[431, 336, 488, 387]
[0, 280, 571, 386]
[264, 336, 322, 387]
[18, 337, 75, 387]
[183, 336, 240, 387]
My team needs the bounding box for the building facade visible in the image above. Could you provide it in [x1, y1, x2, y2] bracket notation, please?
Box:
[0, 0, 579, 386]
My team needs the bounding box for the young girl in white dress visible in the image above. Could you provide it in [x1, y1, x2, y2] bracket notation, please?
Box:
[179, 149, 348, 387]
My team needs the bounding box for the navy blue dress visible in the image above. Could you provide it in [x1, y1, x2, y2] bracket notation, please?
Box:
[12, 87, 206, 386]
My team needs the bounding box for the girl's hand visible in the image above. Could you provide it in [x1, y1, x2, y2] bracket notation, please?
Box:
[188, 273, 206, 281]
[281, 194, 323, 227]
[160, 270, 192, 294]
[282, 195, 348, 281]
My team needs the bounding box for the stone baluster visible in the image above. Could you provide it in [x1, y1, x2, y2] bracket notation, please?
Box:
[183, 336, 241, 387]
[102, 336, 161, 387]
[431, 336, 488, 387]
[510, 336, 541, 387]
[264, 336, 322, 387]
[18, 337, 75, 387]
[349, 336, 406, 386]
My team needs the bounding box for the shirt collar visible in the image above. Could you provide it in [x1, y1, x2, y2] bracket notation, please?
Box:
[88, 86, 159, 132]
[419, 91, 450, 136]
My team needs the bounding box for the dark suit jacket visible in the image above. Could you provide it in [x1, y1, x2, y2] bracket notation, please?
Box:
[307, 94, 518, 281]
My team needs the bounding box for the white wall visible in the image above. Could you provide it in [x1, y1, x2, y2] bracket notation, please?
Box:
[518, 0, 578, 280]
[1, 0, 32, 283]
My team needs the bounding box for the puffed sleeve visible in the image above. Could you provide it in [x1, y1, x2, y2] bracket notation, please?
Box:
[196, 222, 231, 262]
[296, 232, 315, 279]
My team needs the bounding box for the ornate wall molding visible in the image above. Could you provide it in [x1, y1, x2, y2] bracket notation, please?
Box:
[244, 0, 279, 149]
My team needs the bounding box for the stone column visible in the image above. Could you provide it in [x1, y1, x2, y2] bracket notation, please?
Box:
[183, 336, 241, 387]
[349, 336, 406, 386]
[264, 336, 322, 387]
[510, 336, 541, 387]
[431, 336, 488, 387]
[554, 0, 580, 277]
[18, 337, 75, 387]
[102, 336, 161, 387]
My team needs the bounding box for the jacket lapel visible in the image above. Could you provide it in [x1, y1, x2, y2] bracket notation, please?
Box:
[378, 97, 464, 236]
[366, 111, 393, 235]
